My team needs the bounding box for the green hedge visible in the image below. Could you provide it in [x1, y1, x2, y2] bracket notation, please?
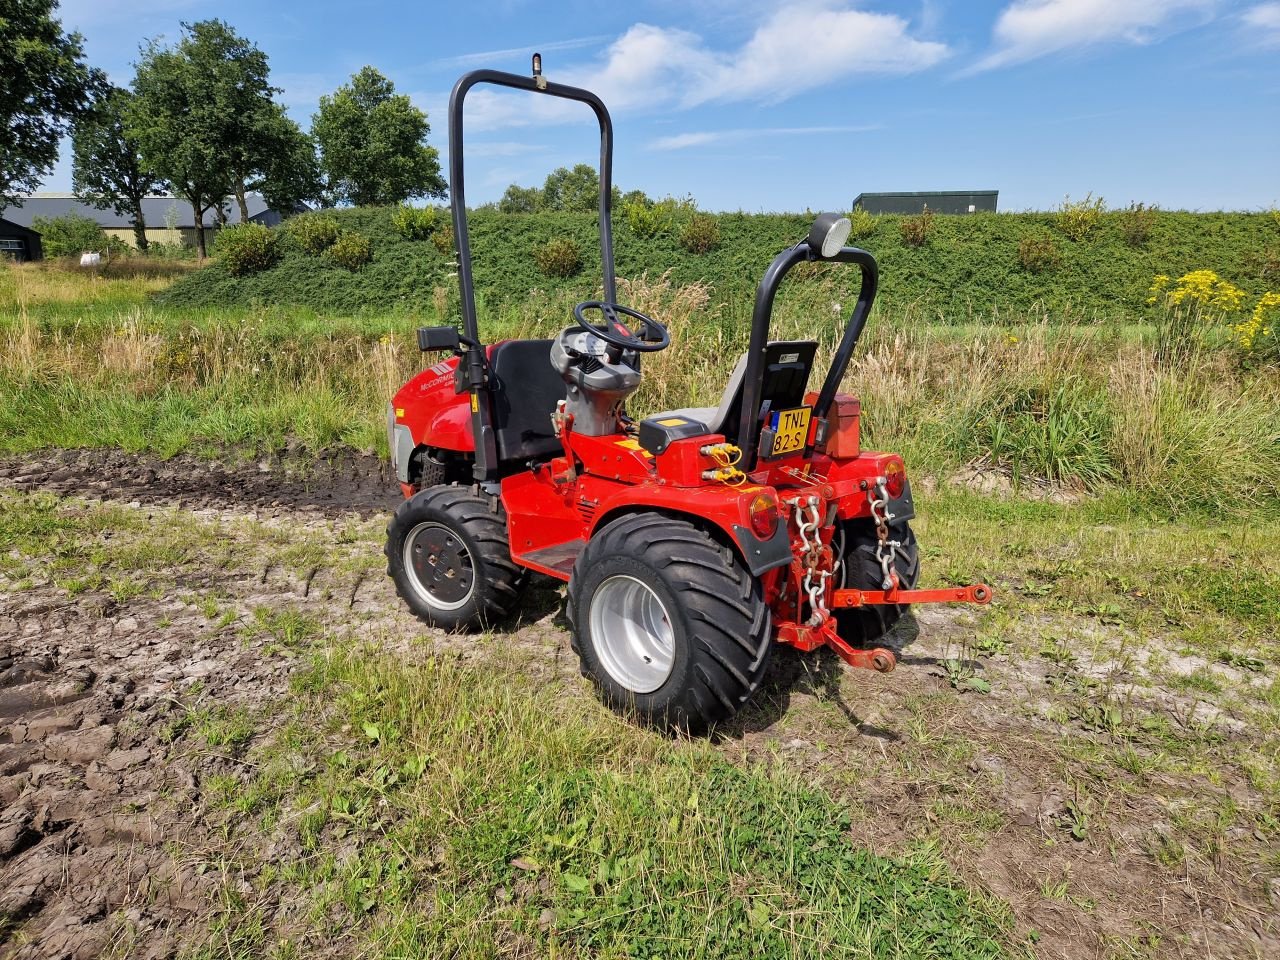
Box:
[160, 206, 1279, 320]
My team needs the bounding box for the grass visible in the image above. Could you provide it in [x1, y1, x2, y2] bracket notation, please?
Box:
[3, 260, 1278, 514]
[204, 647, 1015, 959]
[3, 221, 1280, 954]
[2, 479, 1277, 956]
[0, 488, 1017, 959]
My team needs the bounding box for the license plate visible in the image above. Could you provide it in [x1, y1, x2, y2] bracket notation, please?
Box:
[768, 406, 811, 457]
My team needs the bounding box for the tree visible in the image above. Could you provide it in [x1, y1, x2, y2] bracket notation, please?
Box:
[496, 169, 631, 214]
[130, 20, 312, 256]
[130, 25, 234, 257]
[171, 20, 315, 223]
[249, 106, 321, 214]
[542, 164, 601, 213]
[0, 0, 105, 205]
[31, 211, 107, 257]
[312, 67, 446, 206]
[71, 86, 162, 249]
[498, 183, 543, 214]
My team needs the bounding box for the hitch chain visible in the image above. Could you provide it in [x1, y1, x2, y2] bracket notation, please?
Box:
[868, 478, 901, 590]
[787, 496, 837, 626]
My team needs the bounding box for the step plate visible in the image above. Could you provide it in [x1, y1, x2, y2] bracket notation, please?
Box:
[513, 539, 585, 581]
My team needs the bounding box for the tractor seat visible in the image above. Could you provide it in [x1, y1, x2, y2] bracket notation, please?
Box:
[649, 353, 748, 437]
[645, 340, 818, 450]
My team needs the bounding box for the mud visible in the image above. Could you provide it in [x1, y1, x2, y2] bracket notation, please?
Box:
[1, 450, 1275, 959]
[0, 452, 575, 959]
[0, 447, 398, 518]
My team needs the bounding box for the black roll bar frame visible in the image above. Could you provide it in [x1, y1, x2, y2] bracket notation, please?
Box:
[736, 243, 879, 470]
[447, 64, 617, 482]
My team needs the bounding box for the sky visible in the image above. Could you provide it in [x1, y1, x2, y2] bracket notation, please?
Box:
[41, 0, 1280, 212]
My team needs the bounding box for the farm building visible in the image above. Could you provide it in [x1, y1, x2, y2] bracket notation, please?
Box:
[0, 193, 297, 249]
[0, 217, 44, 261]
[851, 190, 998, 215]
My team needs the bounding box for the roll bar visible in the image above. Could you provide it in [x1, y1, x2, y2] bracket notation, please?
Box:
[446, 60, 617, 482]
[448, 66, 618, 346]
[736, 242, 879, 469]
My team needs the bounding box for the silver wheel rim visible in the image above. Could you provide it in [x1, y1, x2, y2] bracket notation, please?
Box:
[402, 521, 475, 612]
[589, 575, 675, 694]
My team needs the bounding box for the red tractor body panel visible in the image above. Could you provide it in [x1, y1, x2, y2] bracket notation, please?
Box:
[392, 353, 475, 453]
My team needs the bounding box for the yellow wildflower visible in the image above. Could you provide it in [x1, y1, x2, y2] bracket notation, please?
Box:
[1146, 274, 1170, 305]
[1233, 291, 1280, 351]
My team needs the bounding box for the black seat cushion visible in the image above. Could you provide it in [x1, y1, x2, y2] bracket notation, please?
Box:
[488, 339, 565, 463]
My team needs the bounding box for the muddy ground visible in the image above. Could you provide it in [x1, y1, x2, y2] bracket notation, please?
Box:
[0, 450, 1275, 959]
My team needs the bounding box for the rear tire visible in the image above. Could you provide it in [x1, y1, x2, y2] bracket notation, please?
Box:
[568, 514, 771, 733]
[834, 519, 920, 645]
[386, 485, 525, 631]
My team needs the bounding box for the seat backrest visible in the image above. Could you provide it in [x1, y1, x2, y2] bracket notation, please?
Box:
[712, 340, 819, 445]
[488, 340, 566, 463]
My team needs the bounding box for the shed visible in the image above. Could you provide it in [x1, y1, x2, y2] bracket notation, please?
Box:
[0, 217, 43, 261]
[851, 190, 998, 215]
[0, 193, 301, 249]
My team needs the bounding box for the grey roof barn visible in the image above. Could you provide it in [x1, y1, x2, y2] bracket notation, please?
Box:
[851, 191, 998, 215]
[0, 192, 287, 230]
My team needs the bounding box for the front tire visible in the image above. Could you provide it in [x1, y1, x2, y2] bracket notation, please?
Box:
[567, 514, 771, 733]
[386, 485, 525, 631]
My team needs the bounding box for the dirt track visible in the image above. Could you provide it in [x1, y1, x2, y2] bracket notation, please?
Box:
[0, 450, 466, 957]
[1, 450, 1276, 959]
[0, 447, 398, 518]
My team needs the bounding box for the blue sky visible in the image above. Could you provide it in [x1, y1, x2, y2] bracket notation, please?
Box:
[44, 0, 1280, 211]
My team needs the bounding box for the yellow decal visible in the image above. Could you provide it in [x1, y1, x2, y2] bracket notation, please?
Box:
[394, 407, 405, 419]
[615, 438, 654, 458]
[470, 394, 479, 413]
[657, 417, 687, 427]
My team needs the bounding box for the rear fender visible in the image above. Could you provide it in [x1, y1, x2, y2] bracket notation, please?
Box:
[590, 496, 793, 577]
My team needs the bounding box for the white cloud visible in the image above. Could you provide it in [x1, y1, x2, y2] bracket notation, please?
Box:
[275, 72, 336, 113]
[651, 125, 879, 151]
[1242, 3, 1280, 45]
[969, 0, 1217, 72]
[435, 4, 947, 131]
[650, 132, 723, 151]
[432, 35, 613, 70]
[54, 0, 204, 31]
[699, 4, 949, 103]
[564, 24, 719, 111]
[467, 141, 549, 157]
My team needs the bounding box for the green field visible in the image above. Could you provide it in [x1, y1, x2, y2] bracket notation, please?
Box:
[2, 217, 1279, 958]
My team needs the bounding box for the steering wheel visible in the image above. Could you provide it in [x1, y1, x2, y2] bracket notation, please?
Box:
[573, 301, 670, 353]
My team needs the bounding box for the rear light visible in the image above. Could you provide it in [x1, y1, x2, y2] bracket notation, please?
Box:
[883, 458, 906, 498]
[749, 492, 779, 539]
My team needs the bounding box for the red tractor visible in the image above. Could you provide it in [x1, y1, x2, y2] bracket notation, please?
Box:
[386, 60, 991, 732]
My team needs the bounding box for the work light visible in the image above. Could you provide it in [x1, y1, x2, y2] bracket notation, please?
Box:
[808, 213, 852, 258]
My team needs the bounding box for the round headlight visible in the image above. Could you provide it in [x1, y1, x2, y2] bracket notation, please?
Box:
[807, 213, 852, 259]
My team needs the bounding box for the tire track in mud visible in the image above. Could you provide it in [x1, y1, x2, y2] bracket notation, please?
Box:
[0, 455, 568, 959]
[0, 447, 399, 519]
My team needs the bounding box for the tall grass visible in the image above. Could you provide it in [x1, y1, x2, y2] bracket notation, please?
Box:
[3, 260, 1278, 514]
